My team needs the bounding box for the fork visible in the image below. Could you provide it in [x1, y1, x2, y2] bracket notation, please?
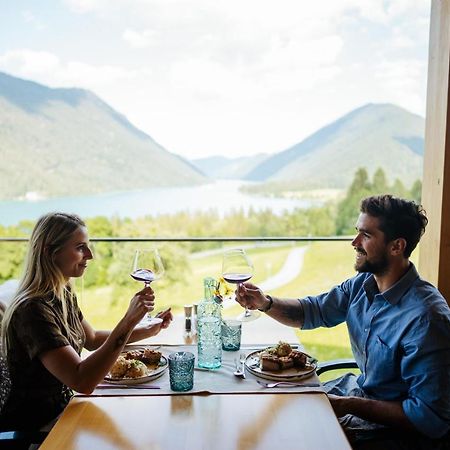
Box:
[233, 357, 245, 378]
[256, 380, 321, 388]
[239, 353, 246, 378]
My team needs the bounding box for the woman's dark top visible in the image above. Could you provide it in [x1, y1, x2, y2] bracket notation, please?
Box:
[0, 292, 85, 431]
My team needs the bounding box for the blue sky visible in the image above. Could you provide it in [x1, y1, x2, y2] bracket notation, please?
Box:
[0, 0, 430, 159]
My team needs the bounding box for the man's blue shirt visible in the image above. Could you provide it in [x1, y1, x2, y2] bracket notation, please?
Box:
[300, 263, 450, 438]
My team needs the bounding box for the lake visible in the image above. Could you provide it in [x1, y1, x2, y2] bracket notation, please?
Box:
[0, 180, 318, 226]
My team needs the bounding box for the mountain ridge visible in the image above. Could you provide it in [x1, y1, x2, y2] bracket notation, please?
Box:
[0, 71, 206, 200]
[245, 103, 424, 189]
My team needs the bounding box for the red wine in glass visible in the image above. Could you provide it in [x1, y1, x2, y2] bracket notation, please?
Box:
[222, 273, 252, 284]
[130, 268, 156, 285]
[131, 249, 164, 325]
[222, 248, 260, 322]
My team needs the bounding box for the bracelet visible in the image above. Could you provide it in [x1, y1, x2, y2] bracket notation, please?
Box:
[258, 295, 273, 313]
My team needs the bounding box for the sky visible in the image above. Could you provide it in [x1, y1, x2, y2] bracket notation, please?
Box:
[0, 0, 430, 160]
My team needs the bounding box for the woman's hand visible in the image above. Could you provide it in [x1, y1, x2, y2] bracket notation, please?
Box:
[139, 308, 173, 337]
[124, 286, 155, 327]
[156, 308, 173, 329]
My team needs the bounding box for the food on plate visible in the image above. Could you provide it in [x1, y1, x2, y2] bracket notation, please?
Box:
[124, 348, 162, 365]
[276, 342, 292, 357]
[109, 356, 131, 378]
[260, 354, 281, 371]
[259, 341, 309, 372]
[141, 348, 162, 364]
[108, 348, 163, 379]
[126, 360, 149, 378]
[279, 356, 294, 370]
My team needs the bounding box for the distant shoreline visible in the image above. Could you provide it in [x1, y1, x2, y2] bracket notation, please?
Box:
[0, 180, 322, 227]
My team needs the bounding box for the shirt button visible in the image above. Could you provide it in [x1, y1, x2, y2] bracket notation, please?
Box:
[364, 328, 368, 332]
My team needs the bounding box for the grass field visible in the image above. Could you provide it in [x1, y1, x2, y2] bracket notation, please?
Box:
[77, 240, 419, 380]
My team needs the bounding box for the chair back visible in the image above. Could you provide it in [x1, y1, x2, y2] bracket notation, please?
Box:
[0, 349, 11, 413]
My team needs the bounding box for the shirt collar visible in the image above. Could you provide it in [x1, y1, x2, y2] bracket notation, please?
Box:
[363, 262, 419, 305]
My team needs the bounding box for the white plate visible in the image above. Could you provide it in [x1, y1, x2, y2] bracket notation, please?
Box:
[104, 355, 168, 385]
[244, 350, 317, 382]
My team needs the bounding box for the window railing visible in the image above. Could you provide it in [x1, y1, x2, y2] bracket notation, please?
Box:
[0, 236, 352, 242]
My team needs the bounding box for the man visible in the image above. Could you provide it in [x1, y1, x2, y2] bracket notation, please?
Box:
[237, 195, 450, 449]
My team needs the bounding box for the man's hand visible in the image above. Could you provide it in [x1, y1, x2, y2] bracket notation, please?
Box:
[235, 282, 269, 311]
[327, 394, 351, 417]
[327, 394, 416, 432]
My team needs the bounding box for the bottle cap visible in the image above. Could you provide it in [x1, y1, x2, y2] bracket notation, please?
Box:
[184, 305, 193, 317]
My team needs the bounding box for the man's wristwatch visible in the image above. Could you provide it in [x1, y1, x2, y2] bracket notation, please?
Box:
[258, 294, 273, 313]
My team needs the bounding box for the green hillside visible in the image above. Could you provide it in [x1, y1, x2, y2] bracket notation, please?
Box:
[246, 103, 424, 191]
[0, 72, 206, 200]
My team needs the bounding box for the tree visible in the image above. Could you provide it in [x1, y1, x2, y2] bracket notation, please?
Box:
[372, 167, 388, 194]
[410, 180, 422, 203]
[335, 168, 372, 235]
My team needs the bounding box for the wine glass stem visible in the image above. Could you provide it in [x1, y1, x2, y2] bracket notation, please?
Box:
[237, 282, 250, 316]
[144, 281, 152, 317]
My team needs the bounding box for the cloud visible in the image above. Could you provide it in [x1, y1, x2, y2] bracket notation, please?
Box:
[122, 29, 156, 48]
[374, 59, 426, 113]
[2, 1, 429, 158]
[0, 50, 60, 77]
[63, 0, 109, 14]
[0, 49, 147, 91]
[22, 10, 46, 30]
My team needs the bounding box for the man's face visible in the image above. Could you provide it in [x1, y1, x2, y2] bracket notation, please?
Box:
[351, 213, 390, 275]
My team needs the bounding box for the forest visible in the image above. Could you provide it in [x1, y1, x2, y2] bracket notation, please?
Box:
[0, 167, 421, 286]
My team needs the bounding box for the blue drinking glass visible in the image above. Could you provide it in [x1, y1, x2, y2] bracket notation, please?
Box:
[168, 352, 195, 391]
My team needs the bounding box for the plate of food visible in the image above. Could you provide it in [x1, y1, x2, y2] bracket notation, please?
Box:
[244, 342, 317, 381]
[104, 348, 168, 385]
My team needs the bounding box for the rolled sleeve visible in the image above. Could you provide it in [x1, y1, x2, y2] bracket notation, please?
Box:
[300, 280, 352, 329]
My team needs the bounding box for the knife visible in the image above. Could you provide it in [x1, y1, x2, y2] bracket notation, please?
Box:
[96, 383, 160, 389]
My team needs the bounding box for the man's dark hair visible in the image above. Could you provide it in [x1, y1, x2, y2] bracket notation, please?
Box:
[360, 195, 428, 257]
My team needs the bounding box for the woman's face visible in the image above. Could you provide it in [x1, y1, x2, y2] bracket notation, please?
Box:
[53, 226, 93, 279]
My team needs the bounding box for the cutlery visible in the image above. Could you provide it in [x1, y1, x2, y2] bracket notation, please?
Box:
[241, 345, 299, 351]
[233, 355, 246, 378]
[96, 383, 160, 389]
[256, 380, 321, 388]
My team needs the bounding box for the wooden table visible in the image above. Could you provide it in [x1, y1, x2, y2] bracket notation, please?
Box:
[40, 393, 351, 450]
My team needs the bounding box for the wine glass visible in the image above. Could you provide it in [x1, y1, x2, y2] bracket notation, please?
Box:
[222, 248, 260, 322]
[131, 248, 165, 325]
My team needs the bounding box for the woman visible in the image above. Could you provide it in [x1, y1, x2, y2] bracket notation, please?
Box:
[0, 212, 172, 431]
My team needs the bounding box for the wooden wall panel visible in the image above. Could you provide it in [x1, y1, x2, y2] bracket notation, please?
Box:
[419, 0, 450, 303]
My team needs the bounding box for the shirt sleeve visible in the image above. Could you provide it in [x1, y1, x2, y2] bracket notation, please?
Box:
[300, 278, 354, 329]
[12, 300, 71, 360]
[401, 311, 450, 438]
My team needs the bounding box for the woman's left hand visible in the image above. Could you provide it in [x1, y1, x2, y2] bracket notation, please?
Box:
[140, 308, 173, 337]
[156, 308, 173, 330]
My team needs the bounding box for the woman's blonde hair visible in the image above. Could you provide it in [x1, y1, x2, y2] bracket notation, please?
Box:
[1, 212, 86, 356]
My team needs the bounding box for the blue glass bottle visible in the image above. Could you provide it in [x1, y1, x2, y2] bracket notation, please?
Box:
[197, 277, 222, 369]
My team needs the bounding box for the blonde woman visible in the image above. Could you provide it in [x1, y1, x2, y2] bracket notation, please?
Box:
[0, 212, 172, 431]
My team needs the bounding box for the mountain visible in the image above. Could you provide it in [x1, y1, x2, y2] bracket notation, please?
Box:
[0, 72, 206, 200]
[245, 103, 424, 190]
[191, 154, 268, 179]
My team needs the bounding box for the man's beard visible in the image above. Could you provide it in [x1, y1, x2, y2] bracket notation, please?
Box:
[354, 248, 389, 275]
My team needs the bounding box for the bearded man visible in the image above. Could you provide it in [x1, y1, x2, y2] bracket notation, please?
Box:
[237, 195, 450, 449]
